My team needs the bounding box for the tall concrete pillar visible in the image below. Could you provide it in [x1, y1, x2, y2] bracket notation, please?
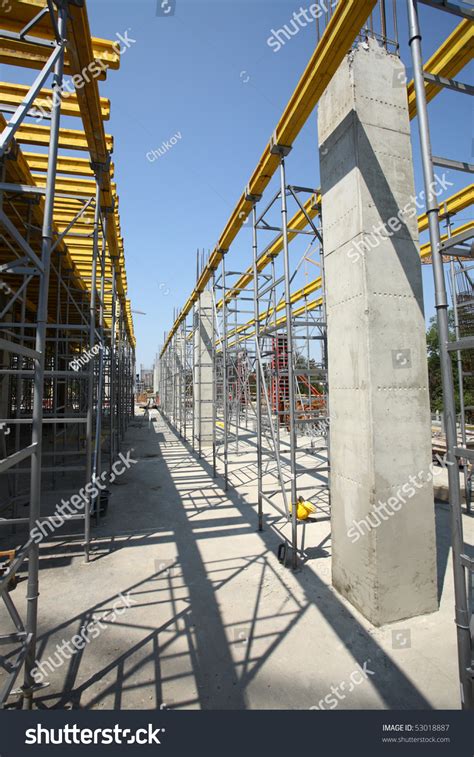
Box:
[194, 290, 214, 447]
[318, 39, 437, 625]
[153, 351, 161, 396]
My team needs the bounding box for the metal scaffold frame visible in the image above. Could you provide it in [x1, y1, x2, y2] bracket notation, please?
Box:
[407, 0, 473, 710]
[158, 0, 473, 709]
[0, 0, 135, 709]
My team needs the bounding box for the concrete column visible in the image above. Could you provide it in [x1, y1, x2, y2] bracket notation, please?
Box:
[318, 39, 437, 625]
[153, 351, 161, 395]
[194, 290, 214, 446]
[175, 334, 184, 431]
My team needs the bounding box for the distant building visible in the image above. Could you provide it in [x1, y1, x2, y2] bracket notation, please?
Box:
[138, 364, 154, 394]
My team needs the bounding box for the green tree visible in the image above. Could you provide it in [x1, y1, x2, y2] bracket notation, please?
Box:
[426, 311, 474, 420]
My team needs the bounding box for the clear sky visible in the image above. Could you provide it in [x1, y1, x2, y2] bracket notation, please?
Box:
[84, 0, 472, 368]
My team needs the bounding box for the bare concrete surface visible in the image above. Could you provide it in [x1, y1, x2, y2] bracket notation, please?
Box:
[1, 409, 471, 710]
[318, 39, 437, 625]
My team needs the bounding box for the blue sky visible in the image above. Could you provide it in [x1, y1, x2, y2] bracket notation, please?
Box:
[19, 1, 474, 367]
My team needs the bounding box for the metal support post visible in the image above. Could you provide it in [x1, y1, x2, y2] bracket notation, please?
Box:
[274, 147, 298, 569]
[407, 0, 472, 709]
[22, 3, 67, 709]
[249, 195, 264, 531]
[221, 253, 229, 491]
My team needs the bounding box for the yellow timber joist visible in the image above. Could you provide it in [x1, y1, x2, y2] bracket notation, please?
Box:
[222, 186, 474, 344]
[219, 193, 320, 308]
[419, 184, 474, 232]
[421, 220, 474, 264]
[0, 112, 88, 293]
[23, 152, 115, 178]
[0, 0, 120, 80]
[228, 217, 474, 350]
[31, 174, 118, 199]
[13, 123, 114, 153]
[160, 0, 379, 355]
[0, 82, 110, 120]
[407, 19, 474, 120]
[0, 1, 135, 347]
[171, 15, 474, 355]
[162, 9, 473, 357]
[217, 24, 474, 315]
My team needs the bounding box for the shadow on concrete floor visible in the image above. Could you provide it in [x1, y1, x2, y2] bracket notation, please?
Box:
[8, 412, 455, 710]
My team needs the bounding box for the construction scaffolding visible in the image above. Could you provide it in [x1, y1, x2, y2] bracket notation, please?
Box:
[407, 0, 474, 709]
[158, 0, 473, 710]
[0, 0, 135, 709]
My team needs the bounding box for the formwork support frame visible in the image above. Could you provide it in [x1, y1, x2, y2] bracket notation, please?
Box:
[407, 0, 473, 709]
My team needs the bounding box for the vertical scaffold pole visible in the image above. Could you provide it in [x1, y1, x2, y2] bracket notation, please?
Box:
[109, 266, 117, 473]
[212, 271, 217, 478]
[319, 203, 331, 511]
[23, 2, 67, 709]
[92, 204, 108, 525]
[249, 196, 263, 531]
[276, 148, 298, 569]
[222, 253, 229, 491]
[85, 170, 102, 560]
[181, 319, 187, 441]
[407, 0, 472, 710]
[447, 218, 470, 515]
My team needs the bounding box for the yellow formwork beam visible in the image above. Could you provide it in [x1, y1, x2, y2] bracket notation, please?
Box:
[24, 152, 94, 177]
[222, 186, 474, 343]
[66, 1, 117, 166]
[24, 152, 115, 178]
[219, 113, 472, 315]
[225, 230, 474, 348]
[0, 82, 110, 120]
[14, 123, 114, 152]
[421, 220, 474, 263]
[222, 277, 324, 346]
[219, 193, 320, 308]
[162, 11, 473, 358]
[407, 19, 474, 120]
[0, 111, 87, 292]
[161, 0, 378, 355]
[0, 1, 120, 79]
[31, 173, 117, 198]
[418, 184, 474, 232]
[225, 296, 325, 351]
[65, 236, 124, 252]
[220, 183, 472, 312]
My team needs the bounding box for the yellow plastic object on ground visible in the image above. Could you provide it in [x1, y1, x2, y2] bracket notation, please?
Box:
[289, 497, 317, 520]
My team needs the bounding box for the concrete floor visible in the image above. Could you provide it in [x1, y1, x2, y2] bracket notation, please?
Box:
[2, 408, 472, 710]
